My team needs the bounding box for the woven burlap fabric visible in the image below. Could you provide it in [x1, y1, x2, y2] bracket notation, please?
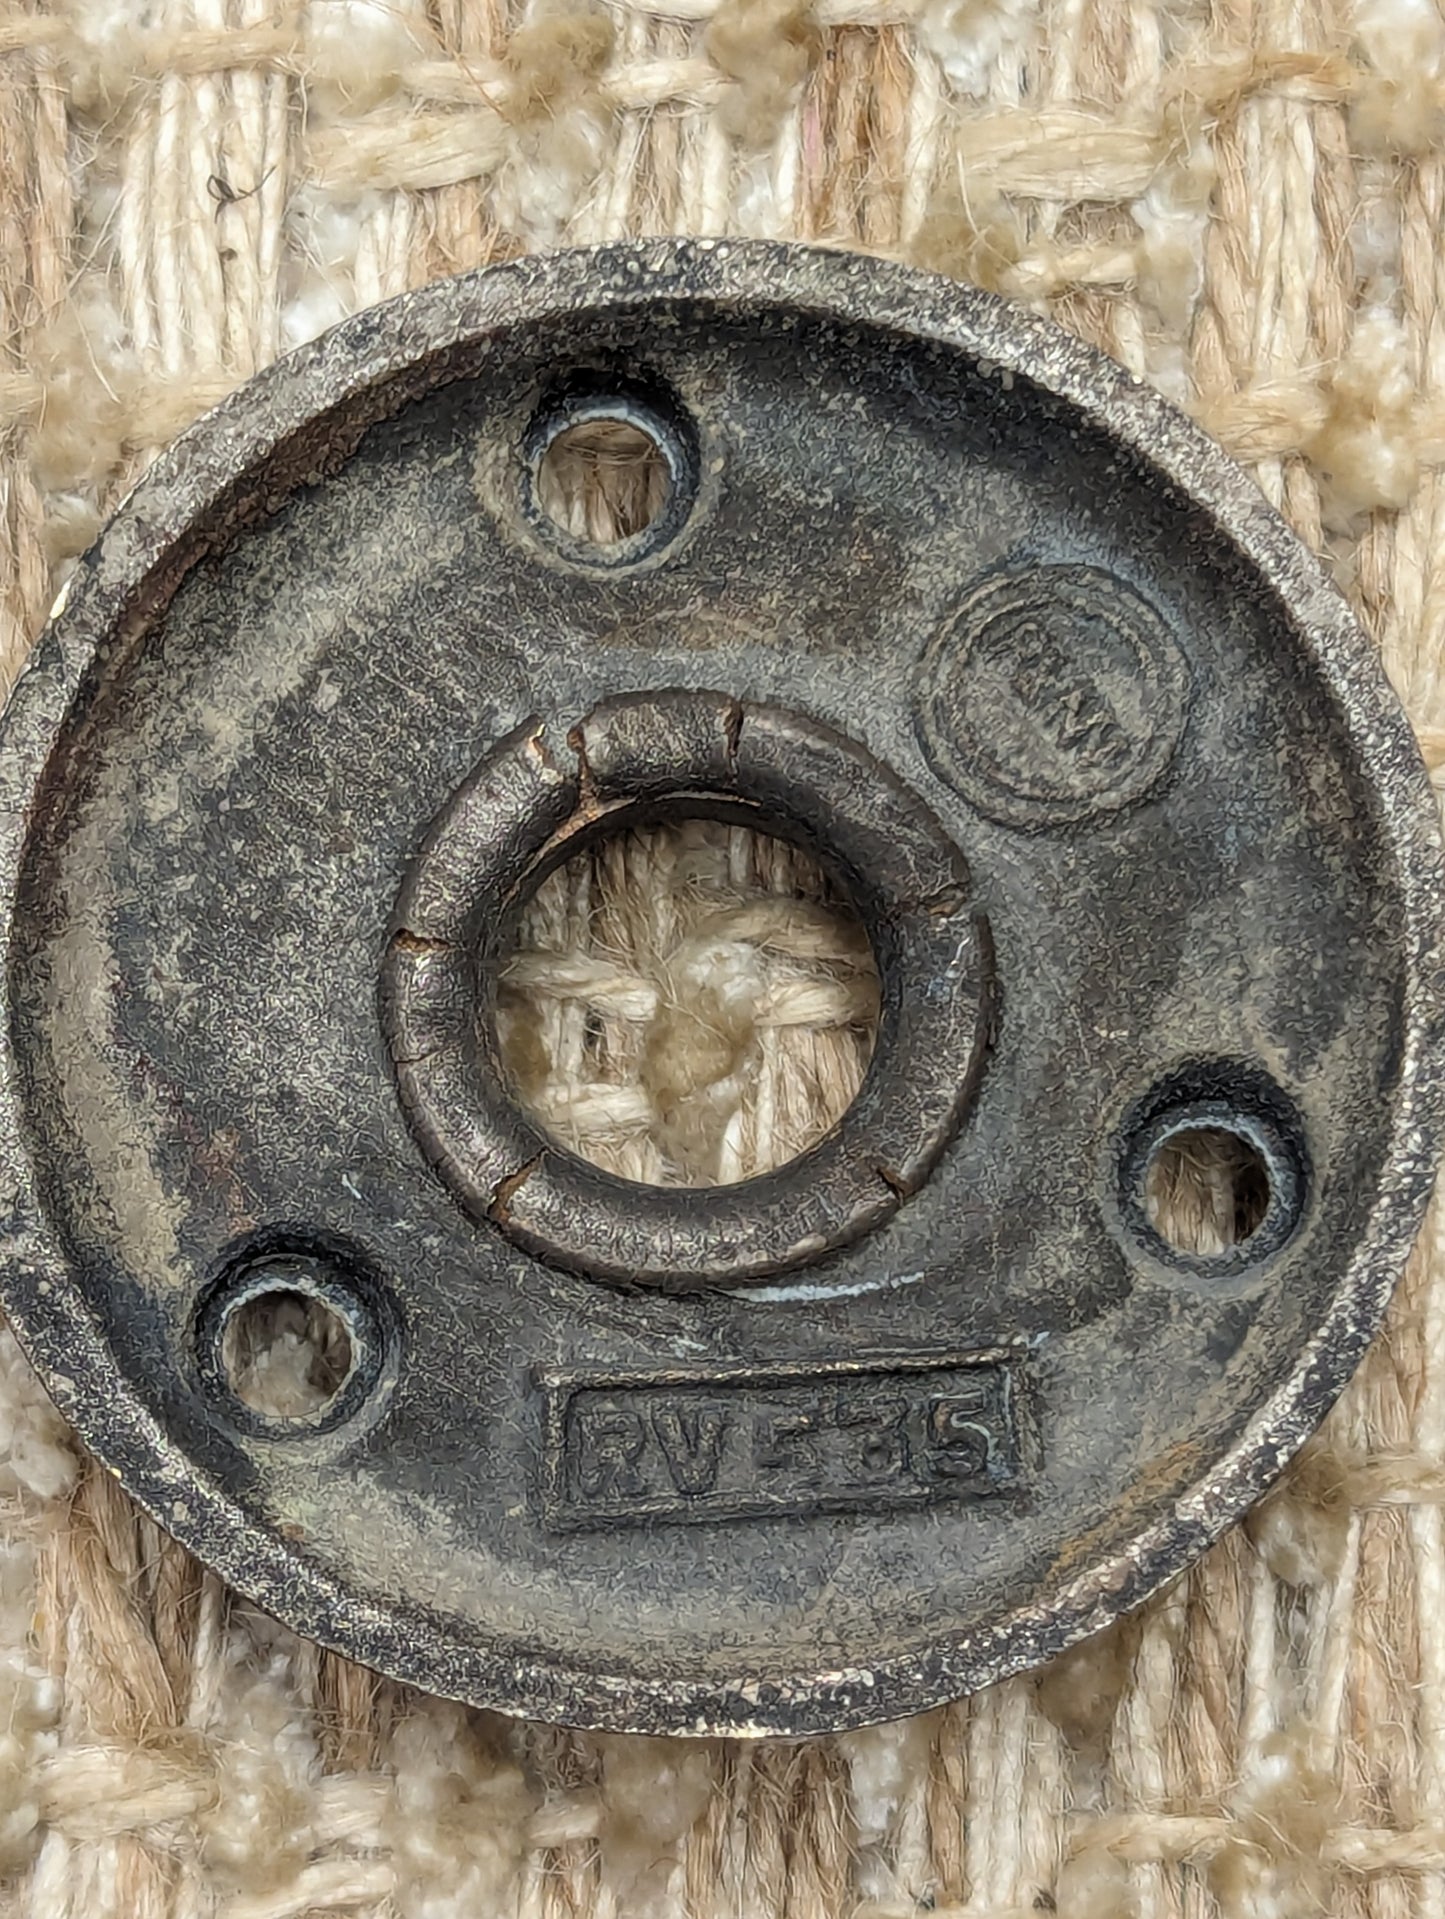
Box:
[3, 0, 1445, 1913]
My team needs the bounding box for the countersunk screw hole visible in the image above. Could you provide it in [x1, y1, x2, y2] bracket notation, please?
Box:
[220, 1282, 354, 1420]
[198, 1245, 391, 1434]
[536, 415, 670, 546]
[1118, 1064, 1307, 1277]
[1144, 1125, 1273, 1256]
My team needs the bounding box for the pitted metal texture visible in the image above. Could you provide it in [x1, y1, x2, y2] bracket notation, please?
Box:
[0, 241, 1440, 1737]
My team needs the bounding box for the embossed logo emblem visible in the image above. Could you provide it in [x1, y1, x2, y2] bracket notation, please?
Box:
[535, 1349, 1030, 1528]
[916, 564, 1191, 828]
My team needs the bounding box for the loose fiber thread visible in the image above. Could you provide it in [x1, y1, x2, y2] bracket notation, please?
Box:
[2, 0, 1445, 1911]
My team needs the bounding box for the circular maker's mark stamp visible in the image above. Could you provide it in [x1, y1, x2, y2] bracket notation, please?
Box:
[917, 564, 1192, 829]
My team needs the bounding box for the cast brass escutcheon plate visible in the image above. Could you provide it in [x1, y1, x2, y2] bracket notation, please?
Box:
[1, 242, 1442, 1736]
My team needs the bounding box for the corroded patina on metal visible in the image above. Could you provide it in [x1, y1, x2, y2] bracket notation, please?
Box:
[0, 241, 1440, 1737]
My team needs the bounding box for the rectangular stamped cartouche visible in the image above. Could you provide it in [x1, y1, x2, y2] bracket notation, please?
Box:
[534, 1347, 1033, 1529]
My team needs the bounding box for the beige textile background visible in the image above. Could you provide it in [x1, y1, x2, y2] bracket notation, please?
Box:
[4, 0, 1445, 1912]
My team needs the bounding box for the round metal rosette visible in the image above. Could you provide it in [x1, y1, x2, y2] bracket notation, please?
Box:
[0, 241, 1440, 1737]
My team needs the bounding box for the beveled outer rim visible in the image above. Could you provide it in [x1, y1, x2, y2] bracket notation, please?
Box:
[0, 240, 1441, 1738]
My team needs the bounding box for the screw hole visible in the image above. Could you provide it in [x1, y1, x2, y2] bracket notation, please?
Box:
[1118, 1065, 1307, 1277]
[1144, 1125, 1273, 1256]
[536, 414, 671, 546]
[198, 1246, 392, 1435]
[220, 1284, 354, 1420]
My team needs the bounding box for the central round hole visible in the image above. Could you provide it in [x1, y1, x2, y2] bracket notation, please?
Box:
[1144, 1125, 1273, 1256]
[497, 820, 882, 1187]
[536, 414, 670, 545]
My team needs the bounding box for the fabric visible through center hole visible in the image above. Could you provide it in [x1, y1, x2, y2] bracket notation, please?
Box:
[498, 821, 881, 1186]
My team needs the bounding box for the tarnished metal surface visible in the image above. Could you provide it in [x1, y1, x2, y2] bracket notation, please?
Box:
[0, 241, 1440, 1737]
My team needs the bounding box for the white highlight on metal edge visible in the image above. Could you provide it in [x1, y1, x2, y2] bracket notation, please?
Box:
[745, 1270, 926, 1304]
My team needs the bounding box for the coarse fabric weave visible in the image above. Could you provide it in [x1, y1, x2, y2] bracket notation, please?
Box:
[2, 0, 1445, 1914]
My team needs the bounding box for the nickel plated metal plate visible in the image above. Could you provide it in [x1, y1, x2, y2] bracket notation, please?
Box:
[0, 240, 1441, 1736]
